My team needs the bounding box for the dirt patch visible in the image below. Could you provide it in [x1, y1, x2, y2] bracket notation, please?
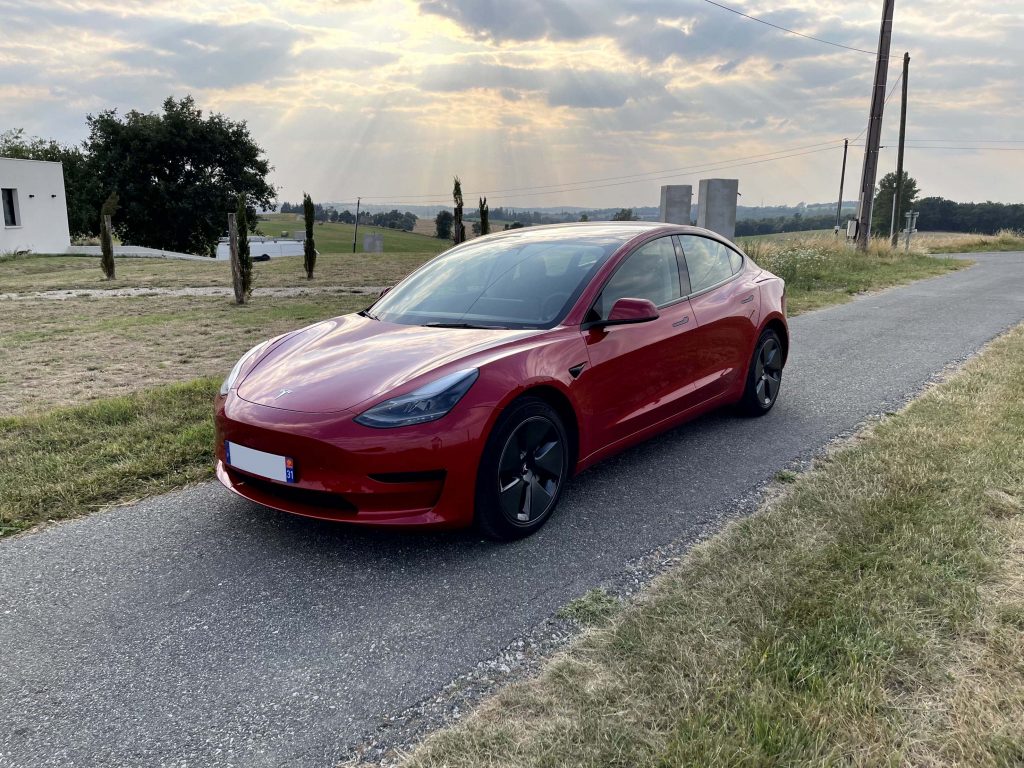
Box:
[0, 293, 366, 415]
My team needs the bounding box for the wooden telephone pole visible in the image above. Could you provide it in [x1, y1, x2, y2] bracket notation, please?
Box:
[855, 0, 895, 250]
[890, 52, 910, 246]
[835, 138, 849, 234]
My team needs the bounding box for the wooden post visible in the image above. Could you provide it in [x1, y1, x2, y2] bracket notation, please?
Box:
[228, 213, 244, 304]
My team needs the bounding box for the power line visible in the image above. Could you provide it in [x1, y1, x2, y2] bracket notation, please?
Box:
[851, 143, 1024, 151]
[358, 140, 845, 201]
[850, 72, 902, 143]
[898, 138, 1024, 143]
[701, 0, 877, 55]
[364, 144, 844, 206]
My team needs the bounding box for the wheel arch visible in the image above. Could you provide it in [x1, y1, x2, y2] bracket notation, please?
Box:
[510, 384, 581, 474]
[761, 315, 789, 366]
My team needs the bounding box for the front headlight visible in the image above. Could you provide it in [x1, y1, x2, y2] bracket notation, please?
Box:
[354, 368, 479, 428]
[219, 340, 272, 396]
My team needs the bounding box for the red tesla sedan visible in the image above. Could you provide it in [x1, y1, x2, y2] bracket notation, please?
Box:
[215, 223, 787, 539]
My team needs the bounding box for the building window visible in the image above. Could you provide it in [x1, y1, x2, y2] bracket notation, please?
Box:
[2, 188, 20, 227]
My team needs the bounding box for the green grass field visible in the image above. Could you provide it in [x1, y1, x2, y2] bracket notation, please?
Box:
[257, 213, 448, 254]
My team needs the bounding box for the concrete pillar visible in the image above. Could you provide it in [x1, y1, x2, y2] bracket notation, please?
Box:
[696, 178, 739, 240]
[659, 185, 692, 224]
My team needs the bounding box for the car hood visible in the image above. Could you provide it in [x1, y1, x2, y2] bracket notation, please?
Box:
[236, 314, 537, 413]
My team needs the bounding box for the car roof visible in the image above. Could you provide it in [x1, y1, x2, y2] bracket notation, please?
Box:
[476, 220, 733, 245]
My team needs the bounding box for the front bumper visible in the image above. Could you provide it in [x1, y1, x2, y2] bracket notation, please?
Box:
[214, 393, 489, 528]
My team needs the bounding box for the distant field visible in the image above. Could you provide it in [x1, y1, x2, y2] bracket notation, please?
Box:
[258, 213, 447, 254]
[744, 228, 833, 241]
[0, 252, 437, 294]
[0, 292, 367, 415]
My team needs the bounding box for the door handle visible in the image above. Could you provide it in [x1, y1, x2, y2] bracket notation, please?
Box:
[741, 295, 754, 304]
[672, 316, 689, 328]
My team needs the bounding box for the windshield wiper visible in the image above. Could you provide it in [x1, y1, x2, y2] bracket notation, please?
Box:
[358, 309, 378, 320]
[423, 321, 499, 329]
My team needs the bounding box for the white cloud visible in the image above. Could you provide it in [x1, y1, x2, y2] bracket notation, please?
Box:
[0, 0, 1020, 207]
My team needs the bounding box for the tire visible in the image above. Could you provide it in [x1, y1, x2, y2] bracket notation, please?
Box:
[739, 329, 784, 416]
[475, 397, 570, 541]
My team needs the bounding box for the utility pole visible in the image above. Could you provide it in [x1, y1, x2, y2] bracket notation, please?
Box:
[855, 0, 895, 250]
[890, 51, 910, 246]
[352, 197, 361, 253]
[835, 138, 849, 234]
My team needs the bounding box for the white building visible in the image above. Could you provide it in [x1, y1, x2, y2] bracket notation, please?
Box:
[1, 157, 72, 254]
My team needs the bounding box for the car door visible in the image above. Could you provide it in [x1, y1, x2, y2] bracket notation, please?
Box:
[578, 235, 699, 450]
[677, 234, 761, 405]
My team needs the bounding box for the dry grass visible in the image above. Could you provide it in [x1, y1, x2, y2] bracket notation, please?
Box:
[0, 293, 367, 415]
[917, 228, 1024, 254]
[405, 324, 1024, 767]
[740, 234, 968, 314]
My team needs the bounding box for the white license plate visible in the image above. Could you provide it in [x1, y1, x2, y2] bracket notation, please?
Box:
[225, 441, 296, 483]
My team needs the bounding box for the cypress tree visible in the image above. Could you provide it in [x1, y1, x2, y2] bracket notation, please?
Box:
[479, 196, 490, 236]
[237, 194, 253, 301]
[452, 177, 465, 244]
[303, 193, 316, 279]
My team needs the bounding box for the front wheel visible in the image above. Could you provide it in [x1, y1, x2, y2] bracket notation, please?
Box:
[475, 397, 569, 541]
[739, 330, 784, 416]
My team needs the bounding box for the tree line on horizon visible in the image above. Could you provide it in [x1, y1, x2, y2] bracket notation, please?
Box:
[277, 202, 417, 231]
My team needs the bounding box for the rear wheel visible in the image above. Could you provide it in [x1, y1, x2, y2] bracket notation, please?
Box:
[739, 329, 784, 416]
[475, 397, 569, 540]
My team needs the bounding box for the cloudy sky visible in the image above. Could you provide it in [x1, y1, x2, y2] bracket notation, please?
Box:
[2, 0, 1021, 209]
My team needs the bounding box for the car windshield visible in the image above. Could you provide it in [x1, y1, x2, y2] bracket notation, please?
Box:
[369, 228, 629, 329]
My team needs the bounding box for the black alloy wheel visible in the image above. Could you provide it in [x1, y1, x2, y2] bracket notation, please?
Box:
[476, 398, 569, 540]
[740, 330, 784, 415]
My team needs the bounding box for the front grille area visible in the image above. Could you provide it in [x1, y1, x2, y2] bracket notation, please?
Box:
[237, 473, 358, 513]
[368, 470, 447, 484]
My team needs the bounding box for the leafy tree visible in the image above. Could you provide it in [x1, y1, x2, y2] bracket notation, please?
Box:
[504, 221, 525, 230]
[435, 210, 454, 239]
[579, 213, 589, 222]
[236, 193, 253, 302]
[85, 95, 274, 256]
[99, 192, 118, 280]
[302, 193, 316, 279]
[479, 196, 490, 236]
[913, 197, 1024, 233]
[471, 221, 481, 236]
[0, 128, 102, 240]
[452, 177, 466, 244]
[612, 208, 637, 221]
[872, 171, 919, 235]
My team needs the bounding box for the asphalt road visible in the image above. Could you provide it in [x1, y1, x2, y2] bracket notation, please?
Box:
[2, 252, 1023, 768]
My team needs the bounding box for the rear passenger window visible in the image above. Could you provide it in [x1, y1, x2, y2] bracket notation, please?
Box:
[678, 235, 735, 294]
[592, 236, 681, 320]
[728, 249, 743, 274]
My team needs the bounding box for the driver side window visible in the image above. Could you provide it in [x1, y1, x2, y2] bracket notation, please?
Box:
[591, 237, 681, 320]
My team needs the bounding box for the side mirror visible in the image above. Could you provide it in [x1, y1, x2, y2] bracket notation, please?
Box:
[586, 297, 660, 329]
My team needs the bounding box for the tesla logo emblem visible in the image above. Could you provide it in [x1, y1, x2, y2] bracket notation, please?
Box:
[270, 388, 293, 401]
